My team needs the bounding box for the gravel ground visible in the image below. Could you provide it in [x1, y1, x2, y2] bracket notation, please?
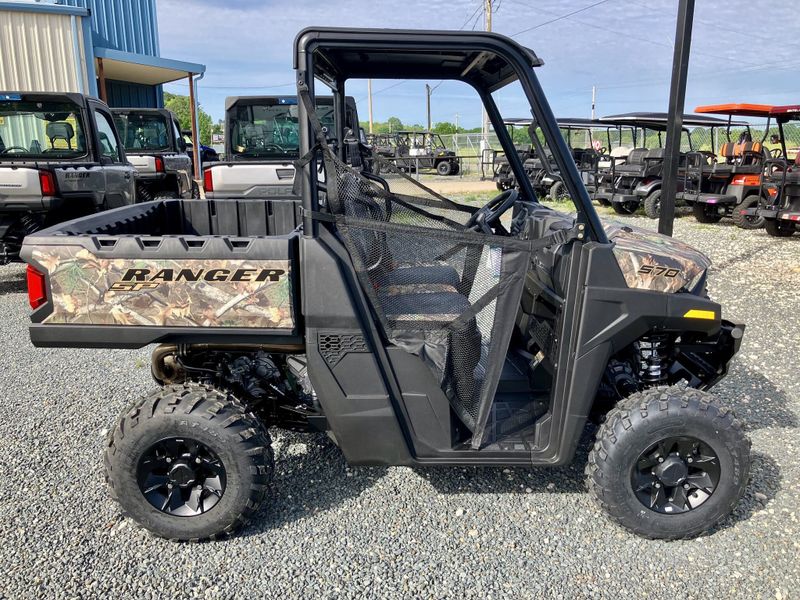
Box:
[0, 212, 798, 599]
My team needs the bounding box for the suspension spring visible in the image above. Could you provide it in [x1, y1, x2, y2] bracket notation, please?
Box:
[639, 333, 670, 385]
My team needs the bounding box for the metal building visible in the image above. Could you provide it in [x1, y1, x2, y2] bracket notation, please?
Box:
[0, 0, 205, 109]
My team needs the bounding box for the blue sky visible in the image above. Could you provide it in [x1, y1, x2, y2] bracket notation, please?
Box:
[158, 0, 800, 127]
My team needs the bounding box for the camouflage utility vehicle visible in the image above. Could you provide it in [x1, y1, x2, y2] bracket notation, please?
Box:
[23, 29, 749, 542]
[390, 130, 460, 175]
[112, 108, 196, 201]
[203, 95, 360, 200]
[0, 92, 135, 263]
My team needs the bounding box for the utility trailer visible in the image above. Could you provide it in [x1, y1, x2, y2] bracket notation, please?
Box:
[0, 92, 135, 263]
[203, 95, 360, 199]
[23, 28, 749, 543]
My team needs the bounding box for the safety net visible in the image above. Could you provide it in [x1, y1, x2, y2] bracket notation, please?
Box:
[299, 90, 534, 448]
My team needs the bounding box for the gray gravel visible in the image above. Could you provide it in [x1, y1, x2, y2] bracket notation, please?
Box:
[0, 213, 798, 599]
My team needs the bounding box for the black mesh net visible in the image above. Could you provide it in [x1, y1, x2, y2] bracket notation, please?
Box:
[304, 97, 530, 448]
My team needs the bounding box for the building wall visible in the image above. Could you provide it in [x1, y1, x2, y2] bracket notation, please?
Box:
[0, 9, 90, 93]
[105, 79, 161, 108]
[60, 0, 160, 56]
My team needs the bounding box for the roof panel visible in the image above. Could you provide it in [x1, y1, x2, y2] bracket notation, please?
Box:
[695, 103, 774, 117]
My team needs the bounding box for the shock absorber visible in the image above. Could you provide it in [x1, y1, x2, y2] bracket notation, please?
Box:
[639, 333, 669, 385]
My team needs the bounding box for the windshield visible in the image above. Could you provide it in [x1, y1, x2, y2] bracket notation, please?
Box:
[114, 112, 172, 152]
[0, 100, 87, 160]
[230, 103, 337, 159]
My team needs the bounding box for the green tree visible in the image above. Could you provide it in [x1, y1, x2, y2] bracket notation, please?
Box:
[386, 116, 403, 133]
[164, 91, 213, 145]
[432, 122, 458, 135]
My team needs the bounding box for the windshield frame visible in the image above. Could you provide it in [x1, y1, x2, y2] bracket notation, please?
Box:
[0, 98, 89, 161]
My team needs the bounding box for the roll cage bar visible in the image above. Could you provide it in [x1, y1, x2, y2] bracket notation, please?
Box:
[293, 27, 607, 244]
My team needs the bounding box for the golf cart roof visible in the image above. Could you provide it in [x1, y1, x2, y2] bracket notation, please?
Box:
[557, 117, 609, 129]
[770, 105, 800, 121]
[695, 104, 774, 118]
[601, 112, 737, 129]
[294, 27, 542, 93]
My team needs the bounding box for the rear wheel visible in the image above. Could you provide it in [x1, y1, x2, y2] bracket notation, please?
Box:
[595, 197, 611, 207]
[612, 200, 638, 215]
[764, 219, 796, 237]
[549, 180, 570, 202]
[587, 387, 750, 540]
[732, 195, 764, 229]
[436, 160, 453, 176]
[136, 183, 153, 203]
[692, 202, 723, 223]
[104, 383, 274, 541]
[643, 190, 662, 219]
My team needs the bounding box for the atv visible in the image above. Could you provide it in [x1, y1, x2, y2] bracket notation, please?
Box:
[112, 108, 196, 201]
[22, 28, 749, 542]
[0, 92, 136, 263]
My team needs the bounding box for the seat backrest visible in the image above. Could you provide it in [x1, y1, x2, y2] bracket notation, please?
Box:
[646, 148, 664, 160]
[46, 121, 74, 149]
[626, 147, 649, 165]
[720, 142, 736, 161]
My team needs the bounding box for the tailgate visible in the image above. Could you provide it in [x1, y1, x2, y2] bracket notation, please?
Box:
[22, 199, 301, 348]
[0, 166, 43, 209]
[206, 162, 296, 198]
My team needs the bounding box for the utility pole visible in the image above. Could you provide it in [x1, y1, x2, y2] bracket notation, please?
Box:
[591, 85, 596, 119]
[426, 84, 432, 131]
[367, 79, 374, 134]
[480, 0, 493, 178]
[455, 113, 460, 151]
[659, 0, 695, 237]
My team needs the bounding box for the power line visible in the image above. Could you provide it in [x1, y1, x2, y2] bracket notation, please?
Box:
[510, 0, 613, 37]
[459, 1, 483, 30]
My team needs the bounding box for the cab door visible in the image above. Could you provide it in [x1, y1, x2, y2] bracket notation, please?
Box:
[90, 103, 135, 208]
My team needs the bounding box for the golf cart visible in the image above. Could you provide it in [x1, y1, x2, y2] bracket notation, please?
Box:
[391, 130, 460, 175]
[492, 117, 551, 193]
[546, 118, 612, 201]
[595, 113, 732, 217]
[743, 105, 800, 237]
[204, 95, 360, 200]
[112, 108, 196, 201]
[0, 92, 135, 263]
[22, 28, 748, 542]
[365, 132, 395, 158]
[676, 104, 772, 228]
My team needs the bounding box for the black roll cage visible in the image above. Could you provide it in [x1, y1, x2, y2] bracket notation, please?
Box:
[293, 27, 608, 244]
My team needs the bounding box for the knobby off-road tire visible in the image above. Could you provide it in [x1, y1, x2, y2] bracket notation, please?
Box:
[764, 219, 795, 237]
[692, 202, 723, 223]
[586, 386, 750, 540]
[732, 195, 764, 230]
[136, 183, 153, 203]
[104, 383, 274, 541]
[612, 200, 638, 215]
[643, 189, 662, 220]
[436, 160, 453, 176]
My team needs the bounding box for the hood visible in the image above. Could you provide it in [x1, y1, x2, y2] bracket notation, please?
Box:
[605, 222, 711, 294]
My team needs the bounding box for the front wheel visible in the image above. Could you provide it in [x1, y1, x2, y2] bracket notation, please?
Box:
[643, 189, 662, 219]
[692, 202, 723, 223]
[104, 383, 274, 541]
[549, 180, 570, 202]
[732, 195, 764, 229]
[587, 387, 750, 540]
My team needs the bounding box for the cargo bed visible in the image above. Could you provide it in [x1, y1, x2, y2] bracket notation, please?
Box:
[21, 198, 303, 349]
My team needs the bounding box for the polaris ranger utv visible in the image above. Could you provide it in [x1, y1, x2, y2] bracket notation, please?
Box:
[22, 28, 749, 542]
[0, 92, 135, 263]
[391, 130, 460, 175]
[112, 108, 196, 201]
[204, 95, 360, 199]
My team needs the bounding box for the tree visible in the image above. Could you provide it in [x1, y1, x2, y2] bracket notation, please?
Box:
[164, 92, 213, 145]
[432, 122, 458, 135]
[386, 116, 403, 133]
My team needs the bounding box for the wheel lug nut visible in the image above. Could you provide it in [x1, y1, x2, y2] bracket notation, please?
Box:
[658, 457, 664, 463]
[655, 483, 661, 488]
[684, 484, 690, 489]
[166, 457, 172, 463]
[687, 458, 693, 463]
[195, 457, 201, 464]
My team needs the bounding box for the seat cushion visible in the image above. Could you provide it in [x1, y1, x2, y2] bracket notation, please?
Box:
[381, 290, 471, 320]
[379, 262, 461, 289]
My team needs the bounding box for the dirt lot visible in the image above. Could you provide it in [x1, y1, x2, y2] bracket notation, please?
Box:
[0, 209, 798, 598]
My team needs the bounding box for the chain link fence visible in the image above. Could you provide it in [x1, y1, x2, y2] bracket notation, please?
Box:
[439, 124, 800, 177]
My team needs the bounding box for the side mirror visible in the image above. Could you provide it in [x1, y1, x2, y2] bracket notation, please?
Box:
[178, 137, 187, 152]
[100, 155, 114, 165]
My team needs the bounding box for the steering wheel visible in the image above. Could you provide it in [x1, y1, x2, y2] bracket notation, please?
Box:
[466, 189, 519, 234]
[1, 146, 29, 154]
[263, 143, 286, 153]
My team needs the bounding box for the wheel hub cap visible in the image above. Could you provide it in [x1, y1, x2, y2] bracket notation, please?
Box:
[137, 437, 226, 517]
[631, 436, 721, 515]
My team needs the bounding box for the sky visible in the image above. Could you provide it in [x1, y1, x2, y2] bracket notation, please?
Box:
[158, 0, 800, 128]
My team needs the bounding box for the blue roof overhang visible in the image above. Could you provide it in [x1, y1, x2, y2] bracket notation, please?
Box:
[0, 2, 89, 16]
[95, 47, 205, 86]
